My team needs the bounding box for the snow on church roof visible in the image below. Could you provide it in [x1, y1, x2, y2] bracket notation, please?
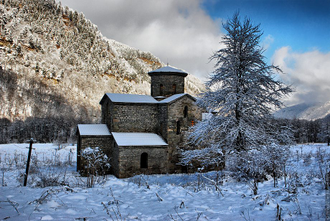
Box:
[78, 124, 111, 136]
[148, 66, 188, 76]
[104, 93, 158, 104]
[112, 132, 168, 146]
[149, 66, 187, 73]
[101, 93, 196, 105]
[159, 93, 191, 103]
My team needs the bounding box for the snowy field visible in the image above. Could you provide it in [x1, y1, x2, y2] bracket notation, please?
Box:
[0, 143, 329, 220]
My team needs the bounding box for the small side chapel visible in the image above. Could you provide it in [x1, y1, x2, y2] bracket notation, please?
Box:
[77, 66, 204, 178]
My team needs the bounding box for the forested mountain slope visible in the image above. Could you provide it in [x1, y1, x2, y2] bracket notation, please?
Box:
[0, 0, 204, 143]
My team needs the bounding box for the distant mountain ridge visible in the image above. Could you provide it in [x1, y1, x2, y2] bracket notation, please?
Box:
[274, 101, 330, 120]
[0, 0, 204, 122]
[0, 0, 204, 143]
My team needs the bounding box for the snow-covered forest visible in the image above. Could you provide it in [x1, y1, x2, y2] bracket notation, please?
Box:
[0, 143, 329, 220]
[288, 117, 330, 144]
[0, 0, 204, 143]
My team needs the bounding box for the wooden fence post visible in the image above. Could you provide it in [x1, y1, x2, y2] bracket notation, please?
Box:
[23, 138, 34, 186]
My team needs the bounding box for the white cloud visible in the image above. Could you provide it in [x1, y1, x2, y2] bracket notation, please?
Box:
[273, 47, 330, 105]
[262, 34, 274, 51]
[59, 0, 224, 80]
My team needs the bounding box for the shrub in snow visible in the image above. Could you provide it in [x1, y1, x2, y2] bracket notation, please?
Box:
[227, 150, 267, 195]
[180, 146, 225, 172]
[226, 144, 290, 194]
[262, 144, 290, 187]
[128, 174, 151, 189]
[101, 188, 124, 220]
[80, 147, 110, 187]
[315, 147, 330, 189]
[303, 151, 313, 166]
[286, 171, 303, 194]
[326, 170, 330, 190]
[15, 163, 69, 187]
[34, 167, 69, 188]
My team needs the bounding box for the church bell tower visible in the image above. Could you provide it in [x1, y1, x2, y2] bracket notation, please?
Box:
[148, 66, 188, 100]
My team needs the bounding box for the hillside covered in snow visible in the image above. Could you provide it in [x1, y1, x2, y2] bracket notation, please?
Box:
[0, 0, 204, 143]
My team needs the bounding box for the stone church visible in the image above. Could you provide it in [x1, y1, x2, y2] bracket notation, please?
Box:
[77, 66, 204, 178]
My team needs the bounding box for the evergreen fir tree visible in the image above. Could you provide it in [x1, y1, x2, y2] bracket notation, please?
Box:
[187, 13, 293, 155]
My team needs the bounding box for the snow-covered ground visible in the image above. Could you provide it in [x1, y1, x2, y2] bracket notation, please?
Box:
[0, 143, 329, 220]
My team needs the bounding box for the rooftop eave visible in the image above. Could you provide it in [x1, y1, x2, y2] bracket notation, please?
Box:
[100, 93, 158, 105]
[77, 124, 111, 136]
[148, 71, 188, 77]
[159, 93, 197, 105]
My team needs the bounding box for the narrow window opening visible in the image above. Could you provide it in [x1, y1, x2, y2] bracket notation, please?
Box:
[140, 152, 148, 168]
[160, 123, 164, 135]
[183, 106, 188, 118]
[176, 121, 181, 135]
[172, 84, 177, 94]
[160, 84, 164, 96]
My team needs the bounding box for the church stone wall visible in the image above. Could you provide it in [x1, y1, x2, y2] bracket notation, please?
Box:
[110, 142, 120, 177]
[117, 146, 167, 178]
[158, 104, 169, 142]
[101, 99, 112, 130]
[110, 103, 159, 133]
[165, 96, 203, 172]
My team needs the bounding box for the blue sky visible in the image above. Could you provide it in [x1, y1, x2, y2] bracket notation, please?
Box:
[202, 0, 330, 63]
[60, 0, 330, 105]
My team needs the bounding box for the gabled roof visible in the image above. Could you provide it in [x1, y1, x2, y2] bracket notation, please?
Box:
[100, 93, 196, 105]
[100, 93, 158, 104]
[112, 132, 168, 147]
[148, 66, 188, 77]
[77, 124, 111, 136]
[159, 93, 196, 104]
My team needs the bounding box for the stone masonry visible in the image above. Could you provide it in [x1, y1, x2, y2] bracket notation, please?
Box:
[101, 101, 159, 133]
[116, 145, 167, 178]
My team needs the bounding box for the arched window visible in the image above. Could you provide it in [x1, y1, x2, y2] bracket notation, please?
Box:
[160, 84, 164, 96]
[183, 106, 188, 118]
[140, 152, 148, 168]
[176, 121, 181, 135]
[172, 84, 177, 94]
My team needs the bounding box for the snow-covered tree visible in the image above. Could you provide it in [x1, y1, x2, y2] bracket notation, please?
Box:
[187, 13, 293, 155]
